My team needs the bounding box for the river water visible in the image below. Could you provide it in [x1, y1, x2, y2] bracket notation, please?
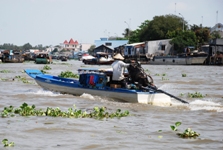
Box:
[0, 60, 222, 150]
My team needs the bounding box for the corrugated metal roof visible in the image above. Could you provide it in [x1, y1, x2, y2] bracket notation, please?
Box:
[94, 38, 128, 49]
[126, 42, 145, 46]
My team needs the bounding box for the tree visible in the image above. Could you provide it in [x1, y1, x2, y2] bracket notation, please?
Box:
[88, 45, 95, 55]
[122, 28, 131, 39]
[139, 14, 185, 41]
[23, 43, 33, 50]
[128, 20, 150, 43]
[0, 43, 22, 50]
[190, 24, 211, 46]
[51, 48, 58, 54]
[210, 31, 221, 39]
[169, 30, 197, 53]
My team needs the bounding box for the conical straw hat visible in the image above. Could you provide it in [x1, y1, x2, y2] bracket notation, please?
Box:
[113, 53, 124, 60]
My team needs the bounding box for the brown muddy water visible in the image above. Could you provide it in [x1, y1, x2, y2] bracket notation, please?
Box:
[0, 60, 223, 150]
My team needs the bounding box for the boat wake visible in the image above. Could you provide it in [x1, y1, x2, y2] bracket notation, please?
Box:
[79, 93, 124, 103]
[188, 100, 223, 112]
[28, 89, 62, 97]
[80, 93, 95, 100]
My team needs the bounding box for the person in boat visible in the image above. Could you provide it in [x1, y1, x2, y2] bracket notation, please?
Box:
[111, 53, 130, 88]
[186, 47, 191, 56]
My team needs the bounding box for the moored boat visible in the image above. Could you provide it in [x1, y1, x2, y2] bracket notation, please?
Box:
[0, 50, 24, 63]
[147, 54, 208, 65]
[35, 52, 52, 64]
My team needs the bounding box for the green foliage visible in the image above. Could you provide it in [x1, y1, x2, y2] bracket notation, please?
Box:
[211, 31, 221, 39]
[1, 103, 130, 119]
[2, 139, 15, 147]
[1, 106, 15, 118]
[88, 45, 96, 55]
[51, 48, 58, 54]
[190, 25, 211, 45]
[128, 20, 150, 43]
[0, 70, 13, 73]
[161, 73, 169, 80]
[170, 121, 182, 131]
[41, 65, 52, 74]
[58, 71, 79, 78]
[0, 43, 21, 50]
[41, 70, 47, 74]
[177, 128, 200, 138]
[171, 122, 200, 138]
[43, 65, 51, 70]
[162, 77, 169, 81]
[14, 76, 30, 83]
[187, 92, 206, 98]
[123, 28, 131, 39]
[182, 74, 187, 77]
[139, 15, 184, 41]
[23, 43, 33, 50]
[0, 78, 9, 81]
[169, 30, 197, 53]
[179, 93, 184, 97]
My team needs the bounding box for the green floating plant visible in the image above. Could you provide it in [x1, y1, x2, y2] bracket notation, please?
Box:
[0, 70, 13, 73]
[179, 93, 184, 97]
[41, 70, 47, 74]
[177, 128, 200, 138]
[187, 92, 206, 98]
[182, 74, 187, 77]
[171, 122, 200, 138]
[14, 76, 30, 83]
[43, 65, 52, 70]
[162, 76, 169, 81]
[2, 139, 14, 147]
[170, 121, 181, 131]
[1, 103, 130, 120]
[162, 73, 166, 76]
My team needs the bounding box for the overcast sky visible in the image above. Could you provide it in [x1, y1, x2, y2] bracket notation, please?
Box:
[0, 0, 222, 46]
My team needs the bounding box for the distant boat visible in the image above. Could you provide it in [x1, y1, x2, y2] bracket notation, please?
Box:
[146, 52, 208, 65]
[35, 52, 52, 64]
[123, 40, 208, 65]
[83, 52, 114, 65]
[0, 50, 24, 63]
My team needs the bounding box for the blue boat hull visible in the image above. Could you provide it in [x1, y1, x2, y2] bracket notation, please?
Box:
[24, 69, 172, 105]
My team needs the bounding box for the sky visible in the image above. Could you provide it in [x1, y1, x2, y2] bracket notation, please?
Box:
[0, 0, 222, 46]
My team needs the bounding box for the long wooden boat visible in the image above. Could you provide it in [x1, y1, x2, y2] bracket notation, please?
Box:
[24, 68, 174, 105]
[148, 55, 207, 65]
[147, 52, 208, 65]
[0, 50, 24, 63]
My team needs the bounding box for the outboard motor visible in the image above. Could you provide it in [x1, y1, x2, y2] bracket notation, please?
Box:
[127, 61, 156, 90]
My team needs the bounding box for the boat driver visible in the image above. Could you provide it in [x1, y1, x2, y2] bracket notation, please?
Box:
[111, 53, 129, 88]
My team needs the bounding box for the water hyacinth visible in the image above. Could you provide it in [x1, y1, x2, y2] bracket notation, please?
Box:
[2, 139, 15, 147]
[171, 121, 200, 138]
[182, 74, 187, 77]
[177, 128, 200, 138]
[1, 103, 130, 120]
[0, 70, 14, 73]
[43, 65, 52, 70]
[187, 92, 206, 98]
[14, 75, 30, 83]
